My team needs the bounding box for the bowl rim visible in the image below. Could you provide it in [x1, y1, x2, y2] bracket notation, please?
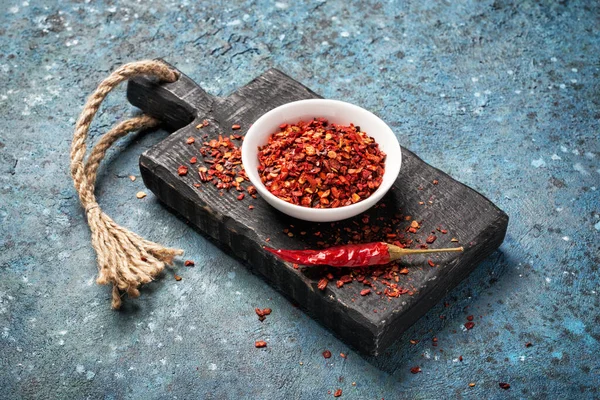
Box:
[241, 98, 402, 218]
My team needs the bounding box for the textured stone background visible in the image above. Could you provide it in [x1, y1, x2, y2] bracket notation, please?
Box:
[1, 0, 599, 398]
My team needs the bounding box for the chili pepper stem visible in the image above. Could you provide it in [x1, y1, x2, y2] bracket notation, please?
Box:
[387, 243, 464, 261]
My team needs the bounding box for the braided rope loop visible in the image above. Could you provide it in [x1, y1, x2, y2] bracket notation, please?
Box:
[70, 60, 183, 309]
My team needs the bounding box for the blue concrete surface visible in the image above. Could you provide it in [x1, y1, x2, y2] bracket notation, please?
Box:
[1, 0, 599, 398]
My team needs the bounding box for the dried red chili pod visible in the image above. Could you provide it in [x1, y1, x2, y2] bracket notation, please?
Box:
[264, 242, 463, 267]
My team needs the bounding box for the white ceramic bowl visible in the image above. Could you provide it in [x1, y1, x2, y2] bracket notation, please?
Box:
[241, 99, 401, 222]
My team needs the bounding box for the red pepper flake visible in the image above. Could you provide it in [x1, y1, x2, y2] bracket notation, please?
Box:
[340, 352, 347, 359]
[263, 308, 272, 315]
[178, 165, 188, 176]
[248, 205, 254, 210]
[440, 229, 448, 234]
[255, 340, 267, 348]
[426, 234, 437, 244]
[333, 389, 342, 397]
[409, 339, 419, 345]
[432, 179, 438, 185]
[174, 274, 182, 281]
[184, 260, 195, 267]
[257, 119, 385, 208]
[237, 193, 245, 201]
[464, 321, 475, 330]
[427, 259, 436, 267]
[141, 256, 147, 262]
[410, 366, 422, 374]
[360, 289, 371, 296]
[318, 278, 329, 291]
[466, 315, 474, 321]
[322, 350, 332, 359]
[459, 355, 463, 362]
[186, 137, 195, 144]
[499, 382, 510, 390]
[190, 156, 197, 164]
[399, 268, 409, 274]
[232, 124, 241, 130]
[292, 263, 299, 269]
[265, 238, 270, 242]
[525, 342, 533, 347]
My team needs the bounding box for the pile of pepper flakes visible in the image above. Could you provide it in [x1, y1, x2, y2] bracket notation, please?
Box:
[181, 121, 257, 202]
[257, 118, 386, 208]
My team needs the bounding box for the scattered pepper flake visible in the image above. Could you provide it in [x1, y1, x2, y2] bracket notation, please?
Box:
[432, 179, 438, 185]
[190, 156, 197, 164]
[232, 124, 241, 130]
[184, 260, 195, 267]
[469, 383, 475, 387]
[174, 274, 182, 281]
[467, 315, 474, 321]
[410, 366, 422, 374]
[255, 340, 267, 348]
[195, 120, 209, 129]
[459, 355, 463, 362]
[248, 205, 254, 210]
[426, 234, 437, 244]
[318, 278, 328, 291]
[322, 350, 332, 359]
[237, 193, 245, 201]
[451, 238, 459, 242]
[499, 382, 510, 390]
[136, 191, 147, 199]
[178, 165, 188, 176]
[129, 175, 136, 181]
[427, 259, 436, 267]
[334, 389, 342, 397]
[409, 340, 419, 345]
[464, 321, 475, 330]
[399, 267, 409, 274]
[340, 352, 346, 359]
[187, 137, 195, 144]
[525, 342, 533, 347]
[360, 289, 371, 296]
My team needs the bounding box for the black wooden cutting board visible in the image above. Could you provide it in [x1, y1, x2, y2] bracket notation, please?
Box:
[126, 61, 508, 355]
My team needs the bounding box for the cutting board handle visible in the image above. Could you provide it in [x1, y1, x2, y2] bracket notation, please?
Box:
[126, 59, 214, 132]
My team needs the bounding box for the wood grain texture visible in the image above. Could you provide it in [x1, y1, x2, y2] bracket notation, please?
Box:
[127, 61, 508, 355]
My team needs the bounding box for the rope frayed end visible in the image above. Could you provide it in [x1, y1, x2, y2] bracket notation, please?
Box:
[89, 211, 184, 309]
